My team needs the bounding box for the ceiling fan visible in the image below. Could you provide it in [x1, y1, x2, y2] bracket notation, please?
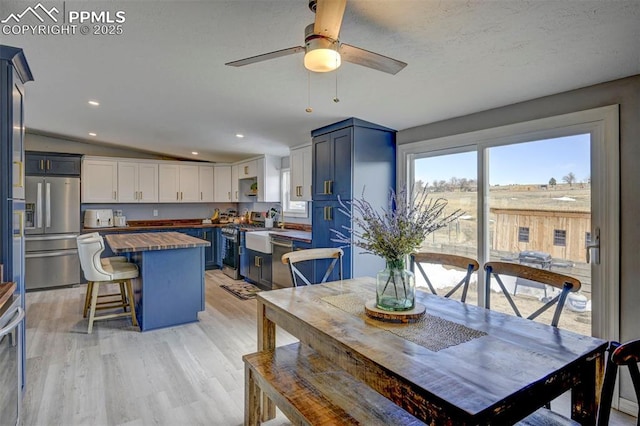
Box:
[225, 0, 407, 75]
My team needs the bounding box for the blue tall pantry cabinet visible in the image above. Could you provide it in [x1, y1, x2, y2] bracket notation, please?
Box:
[0, 45, 33, 425]
[311, 118, 396, 282]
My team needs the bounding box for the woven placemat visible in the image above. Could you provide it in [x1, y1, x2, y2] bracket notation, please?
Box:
[321, 293, 486, 352]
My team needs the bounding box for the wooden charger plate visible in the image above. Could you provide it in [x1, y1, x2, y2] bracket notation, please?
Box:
[365, 300, 426, 324]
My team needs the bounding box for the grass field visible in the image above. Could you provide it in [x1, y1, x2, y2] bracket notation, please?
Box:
[417, 183, 592, 335]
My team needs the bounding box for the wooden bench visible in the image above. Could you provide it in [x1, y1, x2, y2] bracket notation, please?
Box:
[243, 342, 423, 426]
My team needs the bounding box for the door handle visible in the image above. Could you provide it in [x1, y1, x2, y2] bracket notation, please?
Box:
[45, 182, 51, 228]
[586, 228, 600, 264]
[177, 192, 179, 201]
[181, 192, 183, 200]
[36, 182, 43, 228]
[201, 192, 203, 200]
[244, 165, 249, 175]
[0, 307, 24, 339]
[235, 191, 238, 200]
[39, 159, 44, 170]
[47, 159, 51, 170]
[227, 191, 231, 200]
[113, 191, 117, 200]
[324, 206, 332, 221]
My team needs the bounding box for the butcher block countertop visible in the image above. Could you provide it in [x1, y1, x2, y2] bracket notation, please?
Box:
[105, 231, 210, 254]
[0, 281, 16, 312]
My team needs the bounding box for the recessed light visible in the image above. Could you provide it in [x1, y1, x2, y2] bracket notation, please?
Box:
[191, 151, 199, 155]
[235, 133, 244, 138]
[88, 100, 100, 106]
[89, 132, 97, 136]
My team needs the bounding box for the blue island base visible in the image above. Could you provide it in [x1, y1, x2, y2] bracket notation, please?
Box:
[131, 246, 205, 331]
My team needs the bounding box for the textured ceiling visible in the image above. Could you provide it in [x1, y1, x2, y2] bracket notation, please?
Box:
[4, 0, 640, 162]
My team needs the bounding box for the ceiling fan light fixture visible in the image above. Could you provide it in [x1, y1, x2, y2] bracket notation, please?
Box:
[304, 37, 340, 72]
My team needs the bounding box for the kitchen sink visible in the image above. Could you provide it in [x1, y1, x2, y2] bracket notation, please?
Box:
[245, 231, 275, 253]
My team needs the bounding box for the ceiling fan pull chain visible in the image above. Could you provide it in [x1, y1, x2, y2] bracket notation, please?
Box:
[305, 71, 313, 113]
[334, 48, 340, 103]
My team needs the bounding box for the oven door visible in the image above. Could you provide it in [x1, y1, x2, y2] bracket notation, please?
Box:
[0, 306, 24, 426]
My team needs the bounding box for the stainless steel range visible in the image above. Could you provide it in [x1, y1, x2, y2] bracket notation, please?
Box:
[221, 226, 241, 279]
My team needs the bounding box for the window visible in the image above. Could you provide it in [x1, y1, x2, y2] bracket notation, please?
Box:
[553, 229, 567, 246]
[518, 227, 530, 243]
[281, 168, 308, 217]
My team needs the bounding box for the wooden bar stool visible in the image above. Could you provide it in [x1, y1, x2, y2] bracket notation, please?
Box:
[77, 233, 129, 317]
[77, 236, 139, 333]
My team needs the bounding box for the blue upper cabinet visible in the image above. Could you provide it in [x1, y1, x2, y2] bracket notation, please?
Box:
[311, 118, 396, 280]
[312, 127, 353, 201]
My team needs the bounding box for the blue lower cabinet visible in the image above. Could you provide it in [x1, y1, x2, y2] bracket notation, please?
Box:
[214, 228, 223, 268]
[312, 200, 351, 282]
[202, 229, 216, 270]
[244, 248, 272, 290]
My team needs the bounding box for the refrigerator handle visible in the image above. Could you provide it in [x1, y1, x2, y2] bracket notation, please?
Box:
[45, 182, 51, 228]
[36, 182, 43, 229]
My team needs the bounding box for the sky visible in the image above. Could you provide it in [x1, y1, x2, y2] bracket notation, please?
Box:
[414, 134, 590, 186]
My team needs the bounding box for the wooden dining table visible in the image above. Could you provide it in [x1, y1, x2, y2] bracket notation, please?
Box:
[255, 277, 608, 425]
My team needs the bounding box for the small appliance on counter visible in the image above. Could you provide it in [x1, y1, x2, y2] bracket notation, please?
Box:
[114, 215, 127, 227]
[84, 209, 114, 228]
[112, 209, 126, 227]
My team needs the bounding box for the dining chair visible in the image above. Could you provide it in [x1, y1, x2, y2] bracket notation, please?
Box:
[484, 261, 580, 327]
[77, 236, 139, 333]
[282, 248, 343, 287]
[410, 252, 479, 302]
[517, 339, 640, 426]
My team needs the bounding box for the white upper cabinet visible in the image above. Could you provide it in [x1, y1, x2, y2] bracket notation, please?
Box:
[257, 155, 281, 202]
[234, 156, 281, 203]
[82, 158, 118, 203]
[198, 165, 214, 202]
[231, 164, 239, 202]
[214, 165, 232, 202]
[290, 145, 312, 201]
[238, 159, 258, 179]
[159, 164, 199, 203]
[117, 161, 158, 203]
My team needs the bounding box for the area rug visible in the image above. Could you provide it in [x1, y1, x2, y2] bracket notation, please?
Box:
[220, 282, 262, 300]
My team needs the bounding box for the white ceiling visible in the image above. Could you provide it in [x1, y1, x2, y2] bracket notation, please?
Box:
[6, 0, 640, 163]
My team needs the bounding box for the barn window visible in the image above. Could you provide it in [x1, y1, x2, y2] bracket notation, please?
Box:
[518, 227, 530, 243]
[554, 230, 567, 246]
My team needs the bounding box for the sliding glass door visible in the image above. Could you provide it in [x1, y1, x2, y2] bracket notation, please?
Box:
[400, 106, 619, 340]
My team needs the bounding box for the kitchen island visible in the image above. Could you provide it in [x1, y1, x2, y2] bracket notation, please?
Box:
[105, 232, 210, 331]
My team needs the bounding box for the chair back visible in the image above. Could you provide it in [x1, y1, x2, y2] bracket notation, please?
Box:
[282, 248, 343, 287]
[597, 339, 640, 426]
[77, 236, 112, 282]
[410, 252, 479, 302]
[484, 261, 581, 327]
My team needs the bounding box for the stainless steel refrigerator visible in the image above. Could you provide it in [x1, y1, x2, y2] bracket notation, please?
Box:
[25, 176, 80, 289]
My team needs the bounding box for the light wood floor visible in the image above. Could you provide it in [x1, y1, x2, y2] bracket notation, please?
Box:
[23, 270, 636, 425]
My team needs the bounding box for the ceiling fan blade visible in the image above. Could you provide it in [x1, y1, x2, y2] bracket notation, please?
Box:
[314, 0, 346, 40]
[225, 46, 305, 67]
[339, 43, 407, 75]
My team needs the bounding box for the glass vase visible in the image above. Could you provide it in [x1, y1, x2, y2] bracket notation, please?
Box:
[376, 258, 415, 311]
